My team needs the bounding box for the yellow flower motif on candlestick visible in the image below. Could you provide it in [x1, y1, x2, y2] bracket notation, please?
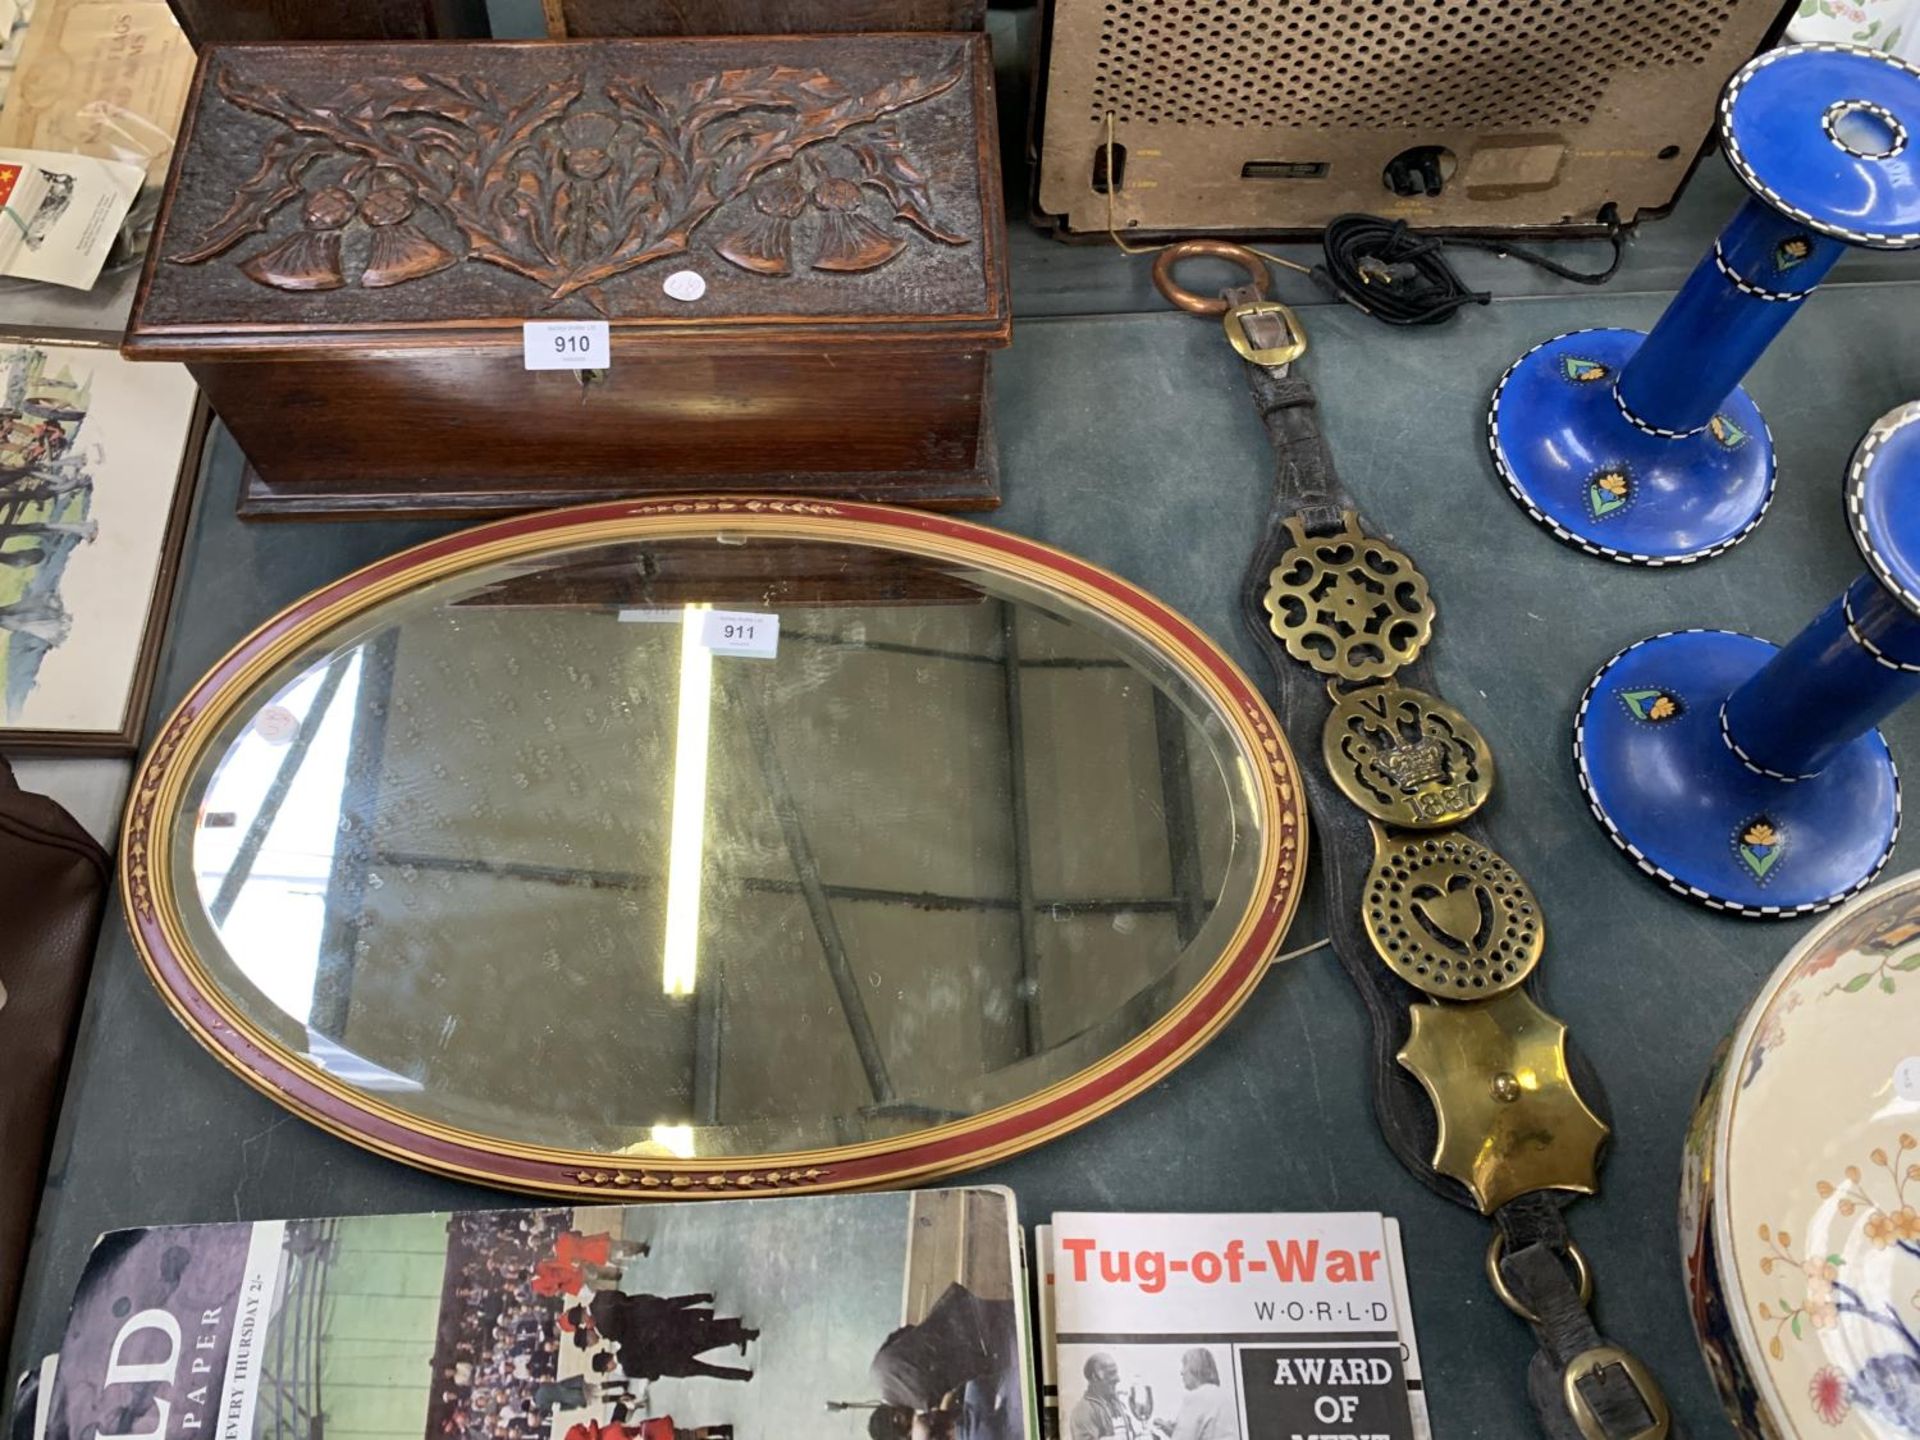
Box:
[1597, 471, 1629, 497]
[1744, 822, 1780, 848]
[1649, 696, 1677, 720]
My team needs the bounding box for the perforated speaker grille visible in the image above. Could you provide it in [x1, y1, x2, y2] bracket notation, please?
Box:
[1089, 0, 1744, 129]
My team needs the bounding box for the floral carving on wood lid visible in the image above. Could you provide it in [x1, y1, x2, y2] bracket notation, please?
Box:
[168, 57, 971, 312]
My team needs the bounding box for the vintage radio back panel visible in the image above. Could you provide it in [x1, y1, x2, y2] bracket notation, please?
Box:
[1034, 0, 1791, 236]
[126, 34, 1009, 516]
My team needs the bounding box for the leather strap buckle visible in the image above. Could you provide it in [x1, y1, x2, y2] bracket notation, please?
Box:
[1560, 1346, 1671, 1440]
[1146, 238, 1306, 368]
[1486, 1234, 1592, 1322]
[1223, 300, 1308, 369]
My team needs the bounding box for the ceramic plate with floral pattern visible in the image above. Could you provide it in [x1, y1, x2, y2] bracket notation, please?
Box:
[1683, 869, 1920, 1436]
[1785, 0, 1913, 54]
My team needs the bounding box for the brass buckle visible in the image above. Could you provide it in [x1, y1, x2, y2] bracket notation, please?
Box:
[1224, 300, 1307, 368]
[1560, 1346, 1671, 1440]
[1147, 239, 1307, 367]
[1484, 1235, 1593, 1322]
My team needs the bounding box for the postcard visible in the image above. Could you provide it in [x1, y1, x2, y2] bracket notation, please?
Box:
[0, 148, 142, 287]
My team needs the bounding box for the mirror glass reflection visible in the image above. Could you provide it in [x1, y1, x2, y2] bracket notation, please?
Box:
[168, 534, 1265, 1158]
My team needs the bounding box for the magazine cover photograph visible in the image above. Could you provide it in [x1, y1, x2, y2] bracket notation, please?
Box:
[1058, 1347, 1237, 1440]
[39, 1189, 1030, 1440]
[1045, 1214, 1419, 1440]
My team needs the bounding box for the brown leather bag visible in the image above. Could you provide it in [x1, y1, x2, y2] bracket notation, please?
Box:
[0, 758, 109, 1357]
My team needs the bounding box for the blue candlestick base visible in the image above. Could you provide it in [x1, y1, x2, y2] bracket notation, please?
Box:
[1575, 629, 1900, 918]
[1488, 329, 1775, 566]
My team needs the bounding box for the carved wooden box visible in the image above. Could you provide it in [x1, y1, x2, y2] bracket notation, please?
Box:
[543, 0, 988, 37]
[124, 35, 1009, 517]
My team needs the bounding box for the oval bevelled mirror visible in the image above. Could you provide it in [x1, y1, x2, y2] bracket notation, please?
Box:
[123, 499, 1307, 1196]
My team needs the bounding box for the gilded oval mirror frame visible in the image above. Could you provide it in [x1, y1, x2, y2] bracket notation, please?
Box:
[122, 497, 1309, 1198]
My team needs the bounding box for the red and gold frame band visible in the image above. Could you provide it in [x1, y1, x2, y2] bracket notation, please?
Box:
[121, 497, 1310, 1198]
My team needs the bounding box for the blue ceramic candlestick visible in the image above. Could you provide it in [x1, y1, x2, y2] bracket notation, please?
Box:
[1489, 44, 1920, 566]
[1575, 402, 1920, 918]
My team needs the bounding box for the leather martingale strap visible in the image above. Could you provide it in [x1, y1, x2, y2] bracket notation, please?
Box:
[1225, 288, 1675, 1440]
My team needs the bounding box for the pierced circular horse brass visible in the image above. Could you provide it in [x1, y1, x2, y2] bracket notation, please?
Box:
[1323, 684, 1494, 829]
[1262, 513, 1435, 681]
[1364, 832, 1542, 997]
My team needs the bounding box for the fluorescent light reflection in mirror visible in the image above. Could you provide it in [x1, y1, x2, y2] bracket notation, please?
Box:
[662, 604, 713, 996]
[195, 651, 365, 1022]
[648, 1124, 697, 1157]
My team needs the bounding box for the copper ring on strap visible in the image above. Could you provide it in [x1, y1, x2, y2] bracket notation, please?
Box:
[1151, 240, 1272, 316]
[1485, 1234, 1593, 1325]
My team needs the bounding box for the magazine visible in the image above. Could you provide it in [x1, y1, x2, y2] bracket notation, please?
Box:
[11, 1353, 51, 1440]
[1034, 1227, 1058, 1440]
[24, 1189, 1034, 1440]
[1045, 1214, 1427, 1440]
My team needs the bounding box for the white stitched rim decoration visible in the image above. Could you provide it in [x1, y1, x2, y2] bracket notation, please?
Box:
[1718, 43, 1920, 249]
[1612, 382, 1708, 440]
[1485, 330, 1777, 568]
[1823, 97, 1909, 159]
[1571, 629, 1901, 918]
[1844, 402, 1920, 617]
[1717, 699, 1820, 783]
[1711, 240, 1816, 303]
[1843, 585, 1920, 673]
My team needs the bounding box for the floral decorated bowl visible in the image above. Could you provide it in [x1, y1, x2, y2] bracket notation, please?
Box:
[1785, 0, 1914, 56]
[1682, 869, 1920, 1437]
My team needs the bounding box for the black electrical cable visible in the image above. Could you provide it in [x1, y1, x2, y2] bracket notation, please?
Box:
[1309, 206, 1627, 326]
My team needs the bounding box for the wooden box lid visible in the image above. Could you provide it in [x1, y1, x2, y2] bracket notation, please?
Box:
[126, 34, 1007, 358]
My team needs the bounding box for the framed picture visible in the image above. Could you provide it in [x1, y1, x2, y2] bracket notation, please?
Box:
[0, 336, 204, 752]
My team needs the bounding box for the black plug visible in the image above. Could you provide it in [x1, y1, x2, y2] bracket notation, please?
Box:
[1356, 255, 1421, 286]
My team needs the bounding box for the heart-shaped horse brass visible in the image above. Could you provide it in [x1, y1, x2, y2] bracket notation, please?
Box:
[1409, 873, 1491, 953]
[1364, 831, 1542, 998]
